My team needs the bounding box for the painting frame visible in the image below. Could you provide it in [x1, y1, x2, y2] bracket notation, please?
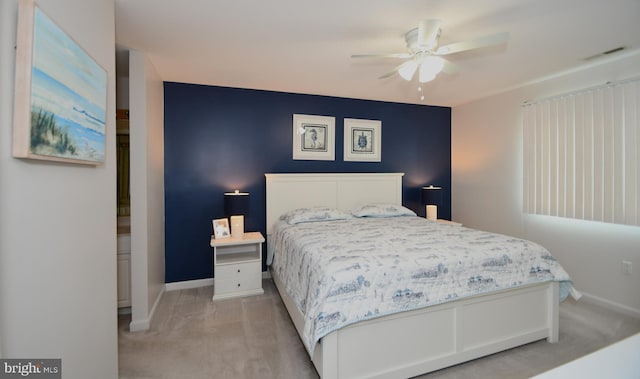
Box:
[212, 218, 231, 239]
[344, 118, 382, 162]
[292, 114, 335, 161]
[12, 0, 108, 165]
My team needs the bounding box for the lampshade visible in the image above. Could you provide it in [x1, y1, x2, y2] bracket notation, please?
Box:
[422, 185, 442, 221]
[398, 56, 445, 82]
[418, 56, 445, 83]
[421, 185, 442, 205]
[398, 60, 419, 81]
[224, 190, 249, 217]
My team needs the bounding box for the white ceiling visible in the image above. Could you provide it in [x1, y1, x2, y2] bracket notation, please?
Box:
[114, 0, 640, 107]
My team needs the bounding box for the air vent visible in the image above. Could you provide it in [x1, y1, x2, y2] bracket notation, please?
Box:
[583, 46, 626, 61]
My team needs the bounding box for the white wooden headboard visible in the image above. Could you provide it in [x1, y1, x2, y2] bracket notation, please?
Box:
[264, 173, 404, 235]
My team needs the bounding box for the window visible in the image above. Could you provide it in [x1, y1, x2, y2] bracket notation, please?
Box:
[523, 78, 639, 226]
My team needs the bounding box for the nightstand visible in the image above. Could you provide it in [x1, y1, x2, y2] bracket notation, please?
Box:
[210, 231, 264, 301]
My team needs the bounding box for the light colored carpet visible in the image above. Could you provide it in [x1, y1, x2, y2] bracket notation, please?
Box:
[118, 279, 640, 379]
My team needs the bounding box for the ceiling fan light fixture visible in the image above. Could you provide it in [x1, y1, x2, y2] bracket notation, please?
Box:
[419, 69, 437, 83]
[398, 60, 419, 81]
[418, 56, 445, 83]
[351, 18, 508, 97]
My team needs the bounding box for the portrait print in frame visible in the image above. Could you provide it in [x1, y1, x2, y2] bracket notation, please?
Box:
[292, 114, 335, 161]
[344, 118, 382, 162]
[301, 124, 327, 152]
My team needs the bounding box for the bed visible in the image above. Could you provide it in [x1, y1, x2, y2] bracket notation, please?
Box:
[265, 173, 574, 379]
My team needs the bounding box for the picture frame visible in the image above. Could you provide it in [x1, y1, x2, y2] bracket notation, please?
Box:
[212, 218, 230, 239]
[344, 118, 382, 162]
[292, 114, 335, 161]
[12, 0, 108, 165]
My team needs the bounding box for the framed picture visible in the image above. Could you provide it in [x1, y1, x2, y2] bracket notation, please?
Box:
[212, 218, 230, 239]
[292, 114, 335, 161]
[12, 0, 108, 165]
[344, 118, 382, 162]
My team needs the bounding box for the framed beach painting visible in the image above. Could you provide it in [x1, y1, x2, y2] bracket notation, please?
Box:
[292, 114, 335, 161]
[344, 118, 382, 162]
[12, 0, 108, 165]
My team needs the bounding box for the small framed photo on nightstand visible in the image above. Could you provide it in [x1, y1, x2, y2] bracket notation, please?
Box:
[212, 218, 230, 239]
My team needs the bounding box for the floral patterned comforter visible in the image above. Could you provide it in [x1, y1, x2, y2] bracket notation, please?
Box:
[268, 216, 573, 354]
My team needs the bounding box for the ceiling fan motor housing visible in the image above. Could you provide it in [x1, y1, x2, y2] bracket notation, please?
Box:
[405, 19, 441, 52]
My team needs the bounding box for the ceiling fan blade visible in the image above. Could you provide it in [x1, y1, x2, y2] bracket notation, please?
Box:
[378, 68, 400, 79]
[441, 58, 458, 74]
[435, 32, 509, 55]
[417, 19, 441, 49]
[351, 53, 413, 59]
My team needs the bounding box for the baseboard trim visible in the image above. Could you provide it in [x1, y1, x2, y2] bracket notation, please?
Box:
[148, 286, 164, 322]
[580, 292, 640, 319]
[129, 318, 149, 332]
[165, 278, 213, 291]
[165, 272, 271, 291]
[129, 287, 165, 332]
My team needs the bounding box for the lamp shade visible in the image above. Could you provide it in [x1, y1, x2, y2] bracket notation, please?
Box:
[418, 56, 445, 83]
[422, 185, 442, 221]
[421, 185, 442, 206]
[224, 190, 249, 217]
[398, 60, 419, 81]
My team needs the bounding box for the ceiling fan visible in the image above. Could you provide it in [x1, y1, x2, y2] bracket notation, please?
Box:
[352, 19, 509, 84]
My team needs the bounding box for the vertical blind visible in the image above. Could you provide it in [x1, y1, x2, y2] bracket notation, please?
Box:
[522, 78, 639, 226]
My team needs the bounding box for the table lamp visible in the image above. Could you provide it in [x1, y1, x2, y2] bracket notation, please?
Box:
[421, 185, 442, 221]
[224, 190, 249, 238]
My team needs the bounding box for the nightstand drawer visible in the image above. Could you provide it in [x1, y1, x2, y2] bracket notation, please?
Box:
[215, 261, 261, 294]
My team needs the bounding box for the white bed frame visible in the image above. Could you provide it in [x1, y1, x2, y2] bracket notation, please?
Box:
[265, 173, 559, 379]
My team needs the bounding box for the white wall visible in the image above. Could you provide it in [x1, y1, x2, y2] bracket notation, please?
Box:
[129, 50, 165, 331]
[0, 0, 118, 377]
[452, 52, 640, 316]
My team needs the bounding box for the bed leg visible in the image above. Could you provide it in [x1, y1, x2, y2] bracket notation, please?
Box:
[547, 282, 559, 343]
[315, 333, 338, 379]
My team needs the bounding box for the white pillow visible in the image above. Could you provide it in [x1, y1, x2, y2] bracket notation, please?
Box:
[280, 207, 352, 225]
[351, 203, 416, 218]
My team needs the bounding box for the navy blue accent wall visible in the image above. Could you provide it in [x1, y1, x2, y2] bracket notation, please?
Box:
[164, 82, 451, 283]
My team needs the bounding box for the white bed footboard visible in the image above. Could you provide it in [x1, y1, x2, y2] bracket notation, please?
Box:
[273, 268, 559, 379]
